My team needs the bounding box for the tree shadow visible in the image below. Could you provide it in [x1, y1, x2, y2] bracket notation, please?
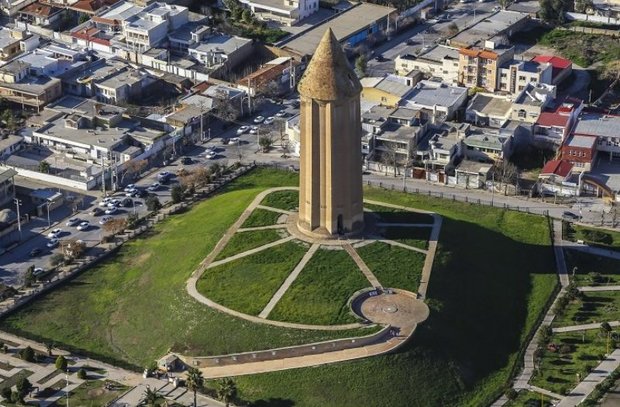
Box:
[251, 398, 296, 407]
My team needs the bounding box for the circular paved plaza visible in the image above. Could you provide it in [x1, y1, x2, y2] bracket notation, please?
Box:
[357, 291, 430, 327]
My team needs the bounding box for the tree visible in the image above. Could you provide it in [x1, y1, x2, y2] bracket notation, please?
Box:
[539, 0, 569, 23]
[498, 0, 513, 9]
[210, 163, 224, 178]
[15, 377, 30, 399]
[186, 367, 204, 407]
[102, 218, 128, 236]
[504, 388, 518, 400]
[448, 22, 459, 35]
[574, 0, 594, 12]
[259, 135, 274, 152]
[494, 160, 519, 195]
[50, 253, 65, 267]
[141, 386, 161, 406]
[211, 90, 240, 122]
[39, 161, 51, 173]
[355, 55, 367, 78]
[145, 195, 162, 212]
[24, 266, 35, 287]
[55, 355, 67, 371]
[77, 368, 87, 380]
[171, 185, 185, 203]
[121, 160, 148, 184]
[379, 142, 399, 176]
[241, 8, 252, 24]
[216, 378, 237, 407]
[19, 346, 35, 362]
[1, 387, 11, 400]
[62, 239, 86, 259]
[601, 322, 613, 334]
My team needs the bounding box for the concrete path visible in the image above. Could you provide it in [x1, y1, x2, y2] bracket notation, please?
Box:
[258, 243, 320, 319]
[557, 349, 620, 406]
[419, 215, 442, 299]
[237, 224, 287, 232]
[206, 236, 295, 269]
[553, 320, 620, 333]
[343, 243, 381, 287]
[255, 205, 292, 215]
[529, 385, 565, 400]
[579, 285, 620, 292]
[553, 220, 570, 287]
[563, 240, 620, 261]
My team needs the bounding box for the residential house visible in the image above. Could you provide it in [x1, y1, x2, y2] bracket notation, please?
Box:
[361, 75, 418, 108]
[533, 98, 583, 146]
[186, 33, 252, 71]
[0, 59, 62, 111]
[498, 59, 553, 94]
[538, 159, 580, 197]
[454, 159, 493, 189]
[400, 80, 468, 121]
[394, 45, 460, 84]
[0, 27, 38, 62]
[458, 46, 514, 92]
[559, 134, 597, 171]
[463, 127, 514, 162]
[509, 82, 556, 123]
[238, 0, 319, 26]
[0, 168, 17, 207]
[17, 44, 88, 78]
[237, 57, 300, 97]
[17, 2, 66, 29]
[425, 123, 466, 173]
[0, 135, 24, 159]
[372, 107, 428, 168]
[466, 93, 513, 128]
[122, 3, 188, 50]
[531, 55, 572, 85]
[573, 112, 620, 160]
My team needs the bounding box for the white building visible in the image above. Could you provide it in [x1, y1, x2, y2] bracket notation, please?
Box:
[394, 45, 460, 85]
[238, 0, 319, 25]
[400, 80, 468, 121]
[123, 3, 188, 50]
[498, 59, 553, 94]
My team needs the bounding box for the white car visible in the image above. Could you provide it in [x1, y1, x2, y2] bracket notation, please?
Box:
[275, 110, 287, 118]
[66, 218, 80, 227]
[253, 115, 265, 124]
[125, 188, 138, 197]
[99, 216, 112, 225]
[147, 182, 160, 192]
[123, 184, 136, 192]
[46, 238, 59, 248]
[76, 221, 90, 231]
[236, 126, 249, 135]
[206, 151, 216, 159]
[249, 126, 259, 135]
[230, 137, 240, 143]
[99, 197, 112, 207]
[47, 228, 62, 239]
[264, 116, 275, 125]
[105, 206, 118, 215]
[33, 267, 45, 277]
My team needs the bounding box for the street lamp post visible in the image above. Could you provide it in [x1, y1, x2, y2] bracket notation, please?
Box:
[46, 201, 52, 228]
[13, 198, 22, 241]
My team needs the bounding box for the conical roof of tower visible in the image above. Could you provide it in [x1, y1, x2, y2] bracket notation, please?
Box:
[297, 28, 362, 101]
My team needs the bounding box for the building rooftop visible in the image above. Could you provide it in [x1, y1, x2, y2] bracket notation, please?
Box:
[390, 107, 420, 121]
[20, 2, 63, 17]
[564, 134, 597, 149]
[405, 80, 467, 108]
[0, 168, 17, 185]
[0, 135, 23, 152]
[457, 159, 493, 174]
[362, 105, 394, 124]
[450, 10, 528, 47]
[574, 113, 620, 138]
[48, 95, 126, 118]
[464, 131, 507, 151]
[468, 93, 513, 117]
[513, 83, 556, 106]
[377, 122, 423, 142]
[418, 44, 460, 63]
[96, 1, 143, 23]
[241, 0, 297, 13]
[95, 69, 145, 90]
[60, 58, 130, 83]
[540, 159, 573, 177]
[0, 75, 61, 96]
[280, 3, 396, 57]
[189, 34, 251, 57]
[0, 60, 30, 75]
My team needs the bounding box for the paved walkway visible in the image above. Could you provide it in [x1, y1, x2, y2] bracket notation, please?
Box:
[206, 236, 294, 269]
[579, 285, 620, 292]
[530, 385, 565, 400]
[368, 235, 428, 254]
[420, 215, 442, 299]
[563, 240, 620, 261]
[258, 243, 320, 319]
[255, 205, 292, 215]
[553, 321, 620, 333]
[237, 224, 287, 232]
[557, 349, 620, 406]
[554, 220, 570, 287]
[343, 243, 381, 287]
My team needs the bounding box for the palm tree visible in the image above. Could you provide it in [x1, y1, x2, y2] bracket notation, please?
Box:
[186, 368, 204, 407]
[216, 378, 237, 407]
[141, 386, 161, 406]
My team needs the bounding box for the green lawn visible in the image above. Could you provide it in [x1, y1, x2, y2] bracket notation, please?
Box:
[530, 331, 608, 395]
[538, 29, 620, 67]
[505, 390, 556, 406]
[0, 170, 365, 368]
[565, 249, 620, 286]
[357, 242, 426, 292]
[214, 229, 285, 261]
[565, 223, 620, 249]
[198, 240, 308, 316]
[53, 380, 129, 407]
[261, 190, 298, 211]
[365, 203, 434, 224]
[554, 291, 620, 327]
[381, 226, 431, 250]
[269, 248, 370, 325]
[241, 208, 283, 228]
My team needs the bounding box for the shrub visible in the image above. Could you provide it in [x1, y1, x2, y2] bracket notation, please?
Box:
[50, 253, 65, 267]
[15, 377, 30, 396]
[146, 195, 162, 212]
[504, 388, 518, 400]
[19, 346, 35, 362]
[77, 368, 87, 380]
[559, 344, 573, 354]
[171, 185, 185, 204]
[582, 229, 612, 245]
[55, 355, 67, 371]
[1, 387, 11, 400]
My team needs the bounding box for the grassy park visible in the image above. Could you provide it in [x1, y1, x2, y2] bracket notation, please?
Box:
[241, 208, 283, 228]
[564, 222, 620, 249]
[381, 226, 431, 250]
[553, 291, 620, 327]
[198, 240, 308, 315]
[53, 380, 129, 406]
[530, 331, 608, 394]
[269, 248, 369, 325]
[357, 242, 426, 292]
[564, 250, 620, 286]
[505, 390, 555, 406]
[214, 229, 284, 260]
[260, 190, 298, 211]
[0, 168, 558, 406]
[365, 203, 434, 224]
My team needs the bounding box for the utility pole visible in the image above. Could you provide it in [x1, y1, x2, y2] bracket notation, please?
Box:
[199, 101, 205, 142]
[13, 198, 22, 241]
[101, 156, 106, 197]
[247, 78, 252, 114]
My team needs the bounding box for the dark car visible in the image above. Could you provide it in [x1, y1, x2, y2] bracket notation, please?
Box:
[375, 54, 385, 62]
[405, 39, 415, 46]
[91, 207, 104, 216]
[562, 211, 579, 221]
[181, 156, 192, 165]
[222, 138, 231, 145]
[29, 248, 42, 257]
[136, 189, 149, 198]
[121, 198, 133, 207]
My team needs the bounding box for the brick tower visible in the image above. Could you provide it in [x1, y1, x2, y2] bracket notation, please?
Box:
[296, 28, 364, 237]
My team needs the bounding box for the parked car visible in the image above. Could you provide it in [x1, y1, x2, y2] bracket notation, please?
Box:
[121, 198, 133, 207]
[562, 211, 579, 221]
[29, 248, 42, 257]
[147, 182, 160, 192]
[375, 54, 385, 62]
[33, 268, 45, 277]
[275, 109, 287, 118]
[47, 228, 62, 239]
[406, 39, 415, 45]
[158, 171, 171, 183]
[136, 189, 149, 198]
[99, 216, 112, 225]
[125, 188, 138, 197]
[264, 116, 275, 125]
[91, 207, 104, 216]
[181, 156, 192, 165]
[66, 218, 81, 227]
[230, 137, 240, 144]
[99, 197, 112, 207]
[236, 126, 249, 135]
[46, 238, 59, 248]
[253, 115, 265, 124]
[123, 184, 136, 192]
[206, 151, 216, 159]
[77, 221, 90, 231]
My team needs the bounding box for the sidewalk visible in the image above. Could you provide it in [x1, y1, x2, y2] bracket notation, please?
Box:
[553, 321, 620, 333]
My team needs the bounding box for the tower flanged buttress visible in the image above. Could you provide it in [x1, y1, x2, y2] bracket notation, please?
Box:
[296, 28, 364, 237]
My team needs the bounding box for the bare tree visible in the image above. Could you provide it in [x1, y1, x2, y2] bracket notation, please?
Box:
[379, 142, 399, 176]
[102, 218, 128, 236]
[61, 239, 86, 259]
[121, 159, 148, 184]
[211, 90, 240, 123]
[259, 134, 274, 153]
[494, 160, 519, 195]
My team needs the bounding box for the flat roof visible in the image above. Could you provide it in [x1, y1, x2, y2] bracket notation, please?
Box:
[0, 76, 61, 96]
[405, 80, 467, 108]
[418, 44, 460, 63]
[457, 159, 493, 174]
[574, 113, 620, 138]
[362, 105, 394, 123]
[468, 93, 512, 117]
[450, 10, 528, 47]
[95, 69, 144, 90]
[565, 134, 596, 148]
[464, 132, 507, 151]
[280, 3, 396, 57]
[48, 96, 126, 117]
[0, 28, 20, 51]
[0, 135, 23, 152]
[0, 168, 17, 184]
[96, 1, 142, 22]
[190, 35, 252, 56]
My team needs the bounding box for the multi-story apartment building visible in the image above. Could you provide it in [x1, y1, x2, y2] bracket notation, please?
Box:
[458, 46, 514, 92]
[239, 0, 319, 26]
[394, 45, 460, 85]
[498, 59, 553, 94]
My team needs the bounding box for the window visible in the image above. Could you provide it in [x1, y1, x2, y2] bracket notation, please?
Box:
[501, 73, 507, 78]
[519, 76, 526, 81]
[381, 97, 387, 102]
[518, 109, 526, 118]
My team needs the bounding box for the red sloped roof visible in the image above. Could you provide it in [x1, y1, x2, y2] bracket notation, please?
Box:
[540, 159, 573, 177]
[532, 55, 572, 69]
[536, 111, 570, 127]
